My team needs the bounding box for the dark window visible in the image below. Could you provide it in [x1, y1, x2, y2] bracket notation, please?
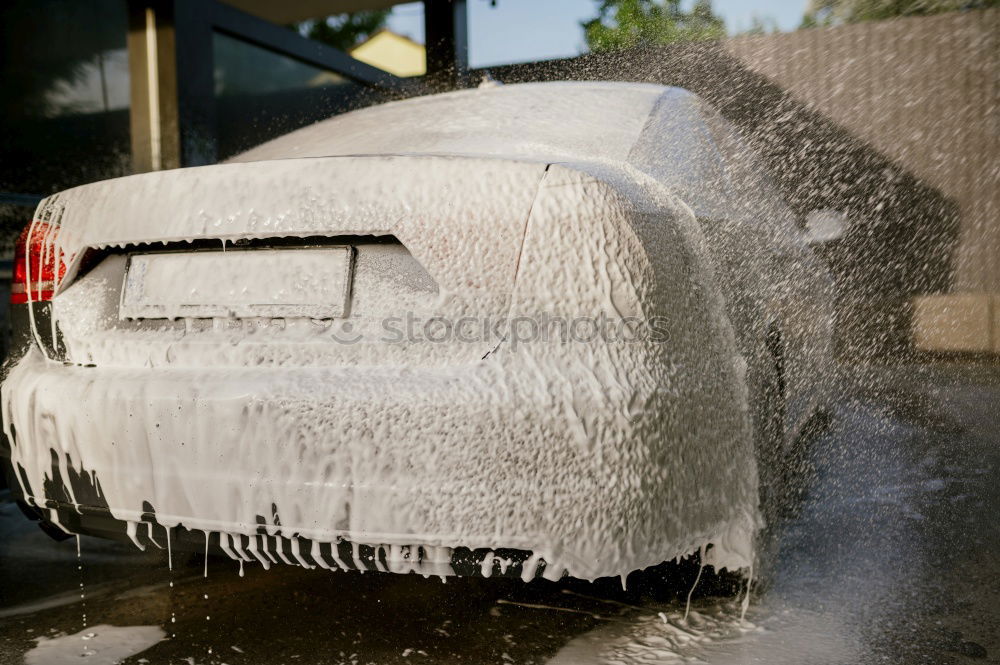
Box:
[0, 0, 131, 199]
[213, 31, 372, 160]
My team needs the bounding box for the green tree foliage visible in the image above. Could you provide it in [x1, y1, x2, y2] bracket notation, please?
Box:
[741, 15, 779, 35]
[294, 10, 390, 52]
[802, 0, 999, 27]
[583, 0, 726, 52]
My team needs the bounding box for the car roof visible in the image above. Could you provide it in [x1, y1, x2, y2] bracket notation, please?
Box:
[229, 81, 677, 165]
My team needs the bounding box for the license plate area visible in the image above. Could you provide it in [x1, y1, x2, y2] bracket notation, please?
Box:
[120, 247, 353, 319]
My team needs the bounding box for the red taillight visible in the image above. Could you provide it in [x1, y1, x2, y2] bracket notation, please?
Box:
[10, 222, 67, 304]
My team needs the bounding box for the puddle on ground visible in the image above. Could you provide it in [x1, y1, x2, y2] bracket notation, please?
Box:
[23, 624, 165, 665]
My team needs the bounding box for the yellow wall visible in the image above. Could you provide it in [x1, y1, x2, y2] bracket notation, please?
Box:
[350, 30, 425, 78]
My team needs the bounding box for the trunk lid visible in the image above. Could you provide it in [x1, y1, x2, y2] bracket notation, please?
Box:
[36, 155, 548, 367]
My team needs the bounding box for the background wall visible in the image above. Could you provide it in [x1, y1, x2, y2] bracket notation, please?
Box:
[481, 8, 999, 357]
[726, 11, 999, 353]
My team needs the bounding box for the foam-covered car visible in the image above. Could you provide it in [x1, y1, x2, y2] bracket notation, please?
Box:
[1, 81, 833, 581]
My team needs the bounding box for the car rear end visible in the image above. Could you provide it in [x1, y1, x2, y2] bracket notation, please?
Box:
[1, 155, 568, 575]
[2, 155, 759, 581]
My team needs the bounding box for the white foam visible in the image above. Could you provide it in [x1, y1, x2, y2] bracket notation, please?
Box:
[3, 82, 837, 582]
[24, 624, 164, 665]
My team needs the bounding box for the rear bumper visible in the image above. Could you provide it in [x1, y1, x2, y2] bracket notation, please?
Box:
[0, 348, 635, 579]
[9, 493, 546, 579]
[3, 342, 759, 580]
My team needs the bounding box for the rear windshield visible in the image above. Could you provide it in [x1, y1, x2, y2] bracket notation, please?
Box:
[230, 83, 664, 165]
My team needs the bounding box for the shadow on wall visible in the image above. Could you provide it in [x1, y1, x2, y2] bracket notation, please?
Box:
[477, 43, 961, 359]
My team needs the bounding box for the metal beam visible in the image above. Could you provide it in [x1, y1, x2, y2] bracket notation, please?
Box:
[210, 1, 406, 89]
[221, 0, 404, 25]
[174, 0, 219, 167]
[128, 0, 186, 171]
[128, 0, 409, 172]
[424, 0, 467, 90]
